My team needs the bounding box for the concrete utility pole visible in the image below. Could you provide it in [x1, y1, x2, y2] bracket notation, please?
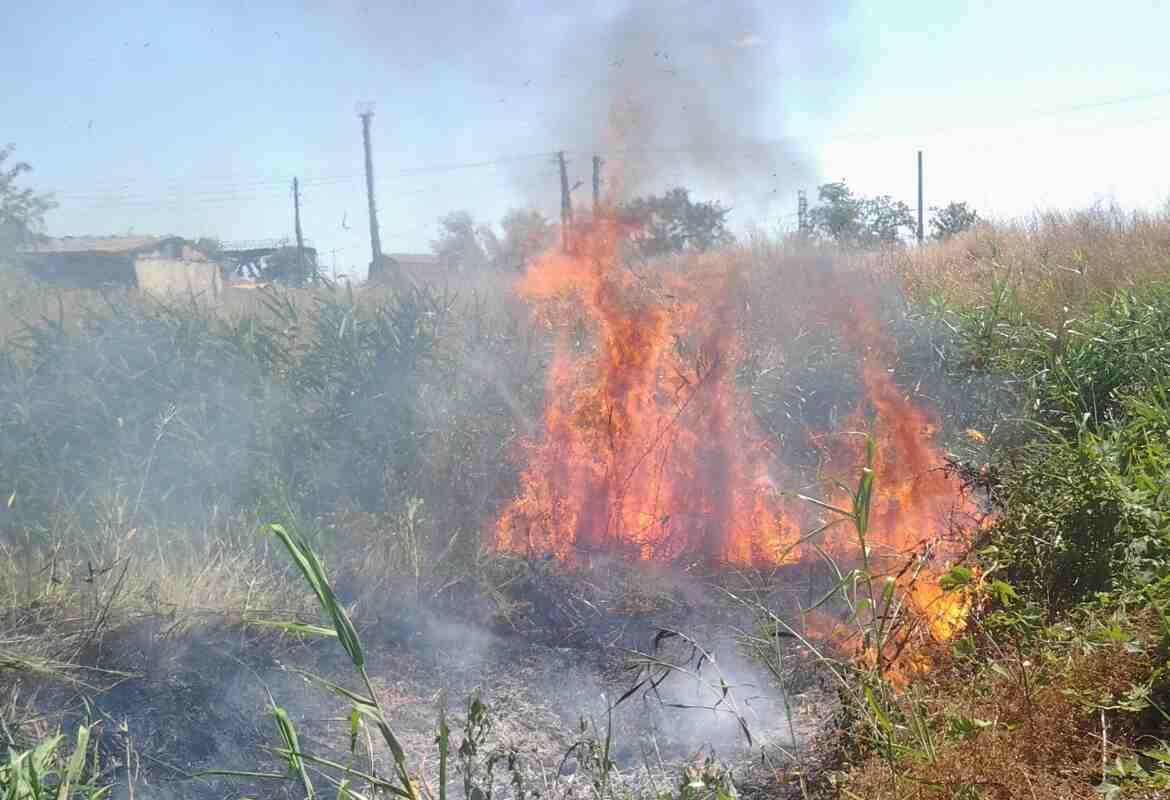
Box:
[592, 155, 602, 218]
[917, 149, 924, 245]
[797, 189, 808, 237]
[293, 177, 306, 285]
[558, 151, 572, 253]
[359, 106, 383, 277]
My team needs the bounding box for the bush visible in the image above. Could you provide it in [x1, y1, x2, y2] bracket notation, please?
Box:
[0, 284, 530, 558]
[983, 380, 1170, 611]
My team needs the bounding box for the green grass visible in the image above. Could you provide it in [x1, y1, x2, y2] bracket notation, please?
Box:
[0, 723, 108, 799]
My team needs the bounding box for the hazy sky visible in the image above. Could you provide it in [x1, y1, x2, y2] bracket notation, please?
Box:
[5, 0, 1170, 280]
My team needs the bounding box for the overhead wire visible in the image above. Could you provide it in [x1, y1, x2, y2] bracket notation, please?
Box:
[43, 82, 1170, 227]
[53, 151, 558, 203]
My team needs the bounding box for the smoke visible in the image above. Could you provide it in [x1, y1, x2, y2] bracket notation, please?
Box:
[542, 0, 850, 211]
[307, 0, 851, 225]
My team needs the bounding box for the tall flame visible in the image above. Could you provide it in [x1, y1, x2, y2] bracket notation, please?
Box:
[494, 218, 981, 668]
[496, 220, 804, 564]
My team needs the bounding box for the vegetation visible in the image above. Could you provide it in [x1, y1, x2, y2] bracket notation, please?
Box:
[431, 209, 556, 273]
[6, 198, 1170, 799]
[807, 181, 916, 247]
[823, 207, 1170, 798]
[806, 181, 981, 248]
[929, 201, 980, 241]
[0, 144, 55, 296]
[0, 144, 55, 252]
[617, 186, 734, 256]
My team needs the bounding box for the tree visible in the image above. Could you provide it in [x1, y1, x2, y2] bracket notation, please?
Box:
[930, 201, 980, 241]
[807, 181, 862, 244]
[618, 187, 734, 257]
[808, 181, 915, 248]
[482, 209, 555, 272]
[431, 211, 490, 273]
[0, 144, 56, 252]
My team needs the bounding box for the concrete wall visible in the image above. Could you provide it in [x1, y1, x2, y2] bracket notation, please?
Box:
[134, 258, 224, 299]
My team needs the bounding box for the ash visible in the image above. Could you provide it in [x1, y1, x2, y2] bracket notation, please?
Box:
[63, 558, 837, 800]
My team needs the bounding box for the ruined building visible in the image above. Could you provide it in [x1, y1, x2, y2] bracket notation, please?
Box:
[17, 235, 223, 297]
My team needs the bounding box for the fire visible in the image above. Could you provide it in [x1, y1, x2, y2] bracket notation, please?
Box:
[494, 215, 983, 678]
[495, 220, 805, 564]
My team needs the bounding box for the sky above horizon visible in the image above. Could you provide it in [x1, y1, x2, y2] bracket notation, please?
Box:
[5, 0, 1170, 280]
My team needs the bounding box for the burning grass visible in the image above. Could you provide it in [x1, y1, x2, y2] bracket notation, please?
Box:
[7, 210, 1170, 797]
[493, 219, 983, 676]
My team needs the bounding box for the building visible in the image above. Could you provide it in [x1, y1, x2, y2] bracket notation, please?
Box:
[18, 235, 223, 297]
[220, 241, 319, 285]
[384, 252, 441, 283]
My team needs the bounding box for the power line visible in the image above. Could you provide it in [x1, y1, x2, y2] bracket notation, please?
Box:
[60, 169, 541, 210]
[53, 151, 558, 201]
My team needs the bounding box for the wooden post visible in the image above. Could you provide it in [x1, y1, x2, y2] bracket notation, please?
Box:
[359, 107, 383, 277]
[917, 150, 924, 245]
[592, 155, 602, 218]
[558, 151, 572, 253]
[293, 177, 306, 285]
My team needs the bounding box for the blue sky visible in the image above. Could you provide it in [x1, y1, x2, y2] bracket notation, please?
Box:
[5, 0, 1170, 280]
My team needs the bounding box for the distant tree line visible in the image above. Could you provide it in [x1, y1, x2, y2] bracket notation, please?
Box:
[431, 187, 735, 272]
[432, 180, 982, 273]
[806, 180, 980, 247]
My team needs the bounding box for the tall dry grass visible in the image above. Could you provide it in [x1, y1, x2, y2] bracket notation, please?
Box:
[871, 205, 1170, 326]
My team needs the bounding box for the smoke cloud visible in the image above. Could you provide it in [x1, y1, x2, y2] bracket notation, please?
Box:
[544, 0, 851, 211]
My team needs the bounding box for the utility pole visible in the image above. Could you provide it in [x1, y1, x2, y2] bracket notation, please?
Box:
[558, 151, 572, 253]
[592, 155, 602, 218]
[359, 105, 383, 278]
[293, 177, 306, 285]
[797, 189, 808, 237]
[916, 149, 924, 245]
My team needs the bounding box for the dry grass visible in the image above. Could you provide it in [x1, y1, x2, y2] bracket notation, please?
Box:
[870, 206, 1170, 326]
[840, 624, 1159, 800]
[0, 266, 520, 345]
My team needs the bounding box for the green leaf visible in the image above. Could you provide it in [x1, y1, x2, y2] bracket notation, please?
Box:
[865, 686, 893, 734]
[248, 619, 339, 639]
[1094, 780, 1121, 797]
[267, 523, 364, 669]
[272, 703, 314, 798]
[938, 565, 974, 591]
[951, 636, 977, 659]
[57, 724, 91, 800]
[988, 580, 1018, 607]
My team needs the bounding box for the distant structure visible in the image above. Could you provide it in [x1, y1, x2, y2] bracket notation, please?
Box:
[367, 253, 405, 287]
[382, 252, 439, 284]
[220, 240, 319, 286]
[18, 236, 223, 297]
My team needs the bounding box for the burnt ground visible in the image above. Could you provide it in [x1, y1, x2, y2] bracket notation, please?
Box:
[15, 558, 840, 800]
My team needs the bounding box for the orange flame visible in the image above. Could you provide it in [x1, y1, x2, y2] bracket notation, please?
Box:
[496, 220, 805, 564]
[494, 218, 982, 677]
